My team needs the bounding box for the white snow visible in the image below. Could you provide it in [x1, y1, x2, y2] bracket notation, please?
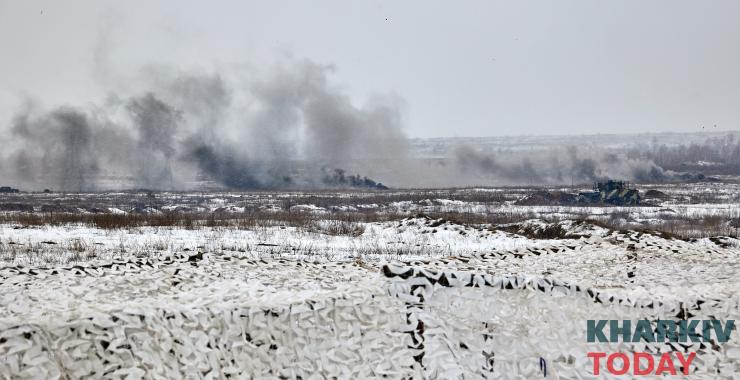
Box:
[1, 188, 739, 378]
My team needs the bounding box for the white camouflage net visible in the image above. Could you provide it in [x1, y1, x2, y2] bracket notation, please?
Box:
[383, 263, 740, 379]
[0, 255, 419, 379]
[1, 219, 739, 378]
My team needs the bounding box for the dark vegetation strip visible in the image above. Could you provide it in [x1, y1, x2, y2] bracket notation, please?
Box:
[0, 208, 738, 240]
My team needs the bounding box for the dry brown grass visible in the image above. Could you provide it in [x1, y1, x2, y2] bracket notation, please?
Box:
[0, 210, 406, 231]
[1, 202, 737, 240]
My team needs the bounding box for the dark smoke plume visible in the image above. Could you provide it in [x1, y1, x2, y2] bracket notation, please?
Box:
[10, 106, 99, 191]
[127, 93, 181, 188]
[0, 60, 406, 191]
[187, 144, 266, 189]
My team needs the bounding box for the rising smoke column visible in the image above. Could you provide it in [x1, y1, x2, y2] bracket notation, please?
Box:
[9, 106, 99, 191]
[1, 60, 410, 191]
[182, 60, 410, 189]
[126, 93, 181, 189]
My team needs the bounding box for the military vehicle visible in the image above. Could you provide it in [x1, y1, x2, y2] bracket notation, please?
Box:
[578, 180, 640, 206]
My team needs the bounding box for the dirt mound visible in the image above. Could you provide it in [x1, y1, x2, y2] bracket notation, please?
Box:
[0, 203, 33, 212]
[644, 189, 669, 199]
[499, 220, 580, 240]
[514, 191, 577, 206]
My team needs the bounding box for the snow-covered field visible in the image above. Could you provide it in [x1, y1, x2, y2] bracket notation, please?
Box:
[1, 187, 739, 378]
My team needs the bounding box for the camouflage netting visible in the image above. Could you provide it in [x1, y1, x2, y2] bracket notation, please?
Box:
[383, 263, 740, 379]
[1, 221, 739, 379]
[0, 255, 419, 379]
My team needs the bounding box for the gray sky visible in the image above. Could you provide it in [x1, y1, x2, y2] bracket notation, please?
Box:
[1, 0, 740, 138]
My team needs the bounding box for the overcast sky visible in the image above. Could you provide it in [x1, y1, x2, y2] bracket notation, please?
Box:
[1, 0, 739, 138]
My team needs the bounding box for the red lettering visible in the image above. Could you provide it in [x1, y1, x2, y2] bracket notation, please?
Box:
[633, 352, 654, 375]
[589, 352, 696, 376]
[607, 353, 629, 375]
[655, 353, 677, 375]
[676, 352, 696, 375]
[587, 352, 606, 375]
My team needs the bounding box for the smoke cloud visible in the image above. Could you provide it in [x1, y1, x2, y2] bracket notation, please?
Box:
[0, 58, 730, 191]
[449, 144, 670, 186]
[10, 106, 99, 191]
[127, 93, 181, 188]
[0, 59, 410, 191]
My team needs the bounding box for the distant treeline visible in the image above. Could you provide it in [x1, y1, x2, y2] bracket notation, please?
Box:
[629, 134, 740, 174]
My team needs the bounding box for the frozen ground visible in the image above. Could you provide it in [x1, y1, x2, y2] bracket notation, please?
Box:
[1, 186, 739, 378]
